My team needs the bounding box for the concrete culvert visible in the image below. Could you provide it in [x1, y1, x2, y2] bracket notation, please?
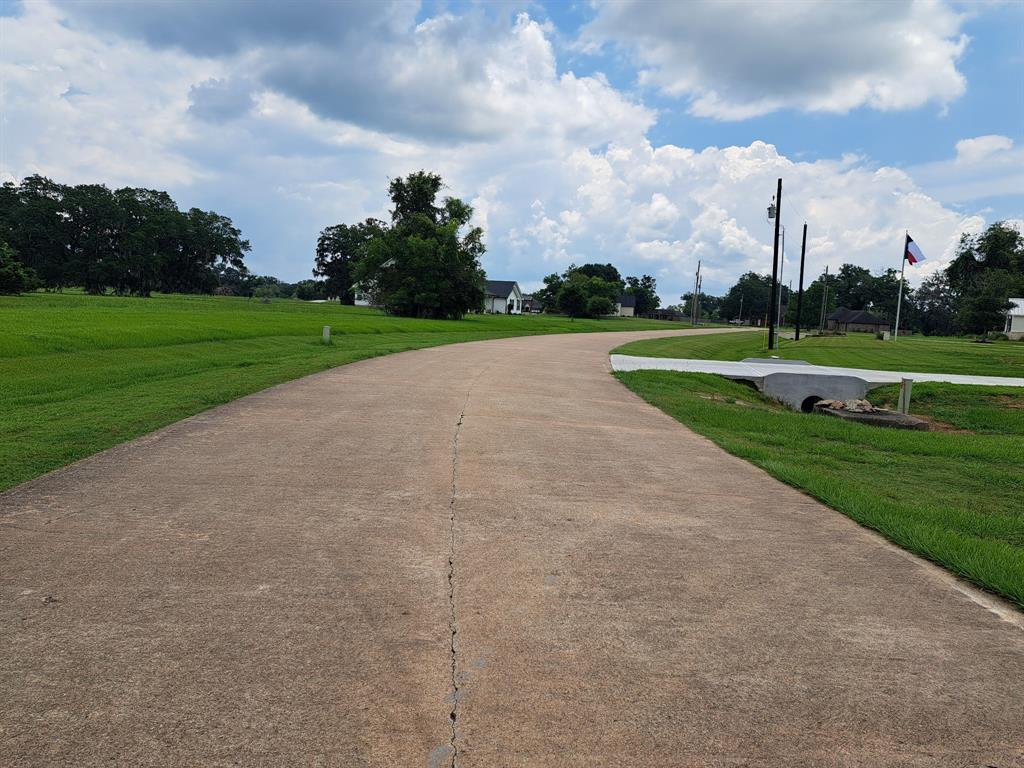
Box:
[801, 395, 823, 413]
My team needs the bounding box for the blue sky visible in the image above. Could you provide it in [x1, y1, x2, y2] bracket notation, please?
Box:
[2, 0, 1021, 301]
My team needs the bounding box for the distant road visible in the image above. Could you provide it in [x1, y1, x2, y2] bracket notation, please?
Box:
[2, 328, 1021, 766]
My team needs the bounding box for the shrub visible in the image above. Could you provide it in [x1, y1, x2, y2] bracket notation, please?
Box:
[0, 241, 39, 295]
[585, 295, 615, 317]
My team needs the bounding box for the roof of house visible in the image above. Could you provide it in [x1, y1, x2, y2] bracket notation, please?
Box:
[484, 280, 519, 298]
[826, 306, 888, 325]
[618, 294, 637, 308]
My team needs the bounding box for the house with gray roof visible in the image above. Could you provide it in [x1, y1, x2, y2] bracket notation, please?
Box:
[483, 280, 523, 314]
[826, 307, 890, 334]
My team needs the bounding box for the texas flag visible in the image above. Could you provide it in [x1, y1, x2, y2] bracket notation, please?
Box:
[905, 234, 926, 265]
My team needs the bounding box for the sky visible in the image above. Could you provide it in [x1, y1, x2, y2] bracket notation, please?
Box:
[2, 0, 1022, 302]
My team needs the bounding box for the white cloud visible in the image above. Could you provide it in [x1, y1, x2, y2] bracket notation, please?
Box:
[955, 134, 1014, 163]
[1, 0, 1006, 304]
[582, 0, 968, 120]
[911, 134, 1024, 204]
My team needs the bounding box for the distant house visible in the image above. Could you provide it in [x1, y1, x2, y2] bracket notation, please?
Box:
[353, 283, 374, 307]
[1006, 298, 1024, 340]
[483, 280, 523, 314]
[616, 294, 636, 317]
[826, 307, 890, 334]
[521, 294, 544, 313]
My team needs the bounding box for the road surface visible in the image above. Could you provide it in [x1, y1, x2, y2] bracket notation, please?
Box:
[2, 329, 1022, 767]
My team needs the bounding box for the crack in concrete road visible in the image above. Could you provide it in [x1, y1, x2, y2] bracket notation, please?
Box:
[446, 372, 484, 768]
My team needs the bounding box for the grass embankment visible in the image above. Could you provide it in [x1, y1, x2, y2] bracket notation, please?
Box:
[616, 366, 1024, 606]
[1, 292, 678, 492]
[614, 330, 1024, 376]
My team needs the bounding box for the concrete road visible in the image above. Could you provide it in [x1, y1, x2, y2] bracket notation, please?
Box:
[2, 329, 1022, 767]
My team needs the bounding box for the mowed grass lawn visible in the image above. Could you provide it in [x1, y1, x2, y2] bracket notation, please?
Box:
[614, 329, 1024, 376]
[1, 292, 678, 492]
[616, 344, 1024, 606]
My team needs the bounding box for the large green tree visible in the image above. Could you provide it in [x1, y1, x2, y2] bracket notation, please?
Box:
[352, 171, 486, 319]
[914, 272, 956, 336]
[314, 220, 383, 304]
[719, 272, 772, 323]
[946, 222, 1023, 333]
[624, 274, 659, 315]
[0, 175, 250, 296]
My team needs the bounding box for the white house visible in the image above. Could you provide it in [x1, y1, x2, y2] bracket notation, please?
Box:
[1005, 298, 1024, 340]
[616, 294, 636, 317]
[353, 285, 373, 306]
[483, 280, 523, 314]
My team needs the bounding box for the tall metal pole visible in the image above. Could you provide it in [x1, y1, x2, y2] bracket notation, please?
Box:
[695, 272, 702, 325]
[819, 264, 829, 333]
[739, 294, 744, 324]
[691, 260, 701, 326]
[768, 178, 782, 349]
[795, 222, 807, 340]
[893, 231, 907, 341]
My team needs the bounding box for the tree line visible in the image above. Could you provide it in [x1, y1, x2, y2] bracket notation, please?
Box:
[692, 222, 1023, 335]
[0, 175, 252, 296]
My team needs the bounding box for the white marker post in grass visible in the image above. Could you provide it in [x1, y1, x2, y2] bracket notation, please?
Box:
[322, 326, 331, 344]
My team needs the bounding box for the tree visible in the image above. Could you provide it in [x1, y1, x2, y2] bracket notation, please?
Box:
[352, 171, 486, 319]
[957, 272, 1013, 334]
[831, 264, 874, 310]
[946, 222, 1024, 333]
[556, 281, 588, 317]
[295, 279, 327, 301]
[254, 282, 278, 303]
[914, 272, 956, 336]
[624, 274, 659, 315]
[585, 295, 615, 317]
[574, 263, 622, 286]
[790, 271, 837, 330]
[0, 175, 251, 295]
[0, 240, 38, 294]
[314, 220, 382, 303]
[535, 272, 564, 310]
[719, 272, 772, 323]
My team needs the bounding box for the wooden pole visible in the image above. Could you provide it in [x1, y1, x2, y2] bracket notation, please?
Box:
[795, 222, 807, 340]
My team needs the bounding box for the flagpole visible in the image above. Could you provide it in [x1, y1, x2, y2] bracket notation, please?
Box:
[893, 231, 907, 341]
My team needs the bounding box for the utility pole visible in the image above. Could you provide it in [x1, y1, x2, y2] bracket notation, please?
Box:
[695, 272, 702, 325]
[795, 222, 807, 340]
[767, 178, 782, 349]
[819, 265, 830, 333]
[691, 260, 701, 326]
[776, 226, 786, 329]
[738, 294, 744, 324]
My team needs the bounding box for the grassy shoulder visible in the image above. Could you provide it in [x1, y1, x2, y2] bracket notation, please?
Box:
[613, 330, 1024, 377]
[1, 292, 679, 492]
[616, 370, 1024, 607]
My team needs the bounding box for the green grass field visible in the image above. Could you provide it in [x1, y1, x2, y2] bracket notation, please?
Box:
[614, 330, 1024, 376]
[616, 371, 1024, 606]
[0, 292, 678, 492]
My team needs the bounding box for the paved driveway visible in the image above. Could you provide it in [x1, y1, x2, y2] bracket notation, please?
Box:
[2, 329, 1021, 767]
